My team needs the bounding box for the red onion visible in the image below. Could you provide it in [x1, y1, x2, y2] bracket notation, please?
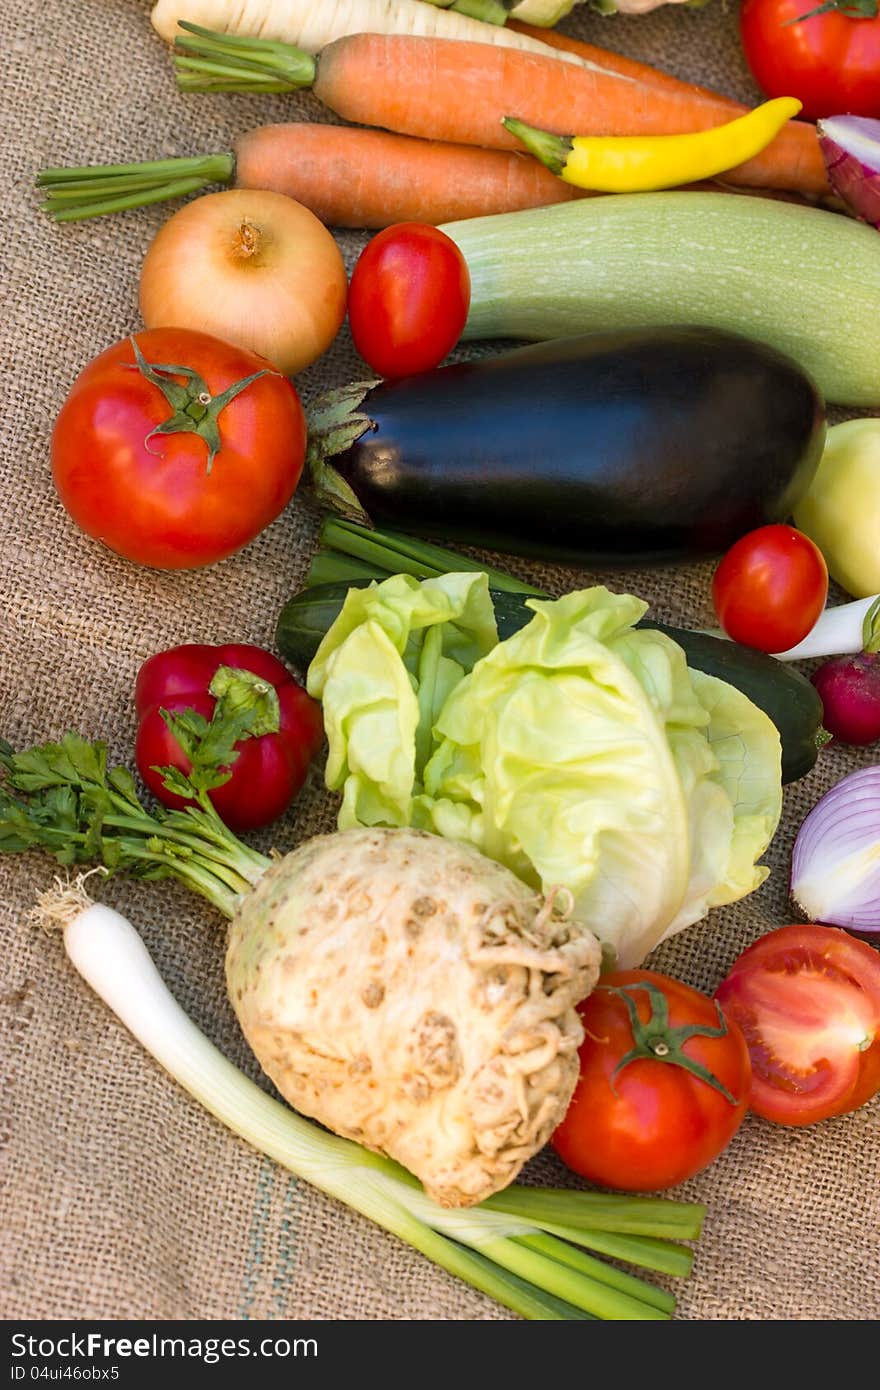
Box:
[790, 766, 880, 936]
[818, 115, 880, 230]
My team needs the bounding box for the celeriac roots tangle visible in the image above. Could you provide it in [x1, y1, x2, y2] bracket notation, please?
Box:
[225, 828, 602, 1207]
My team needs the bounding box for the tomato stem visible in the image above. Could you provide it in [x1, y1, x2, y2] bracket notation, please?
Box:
[129, 337, 277, 473]
[786, 0, 877, 24]
[605, 981, 740, 1104]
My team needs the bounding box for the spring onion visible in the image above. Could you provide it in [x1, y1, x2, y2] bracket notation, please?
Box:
[771, 593, 880, 662]
[309, 517, 544, 595]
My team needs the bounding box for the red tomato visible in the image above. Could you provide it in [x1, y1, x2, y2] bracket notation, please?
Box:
[551, 970, 751, 1193]
[711, 524, 828, 653]
[135, 643, 323, 831]
[740, 0, 880, 122]
[347, 223, 471, 379]
[715, 923, 880, 1125]
[51, 328, 306, 570]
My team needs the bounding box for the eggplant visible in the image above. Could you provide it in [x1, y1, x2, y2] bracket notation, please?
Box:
[307, 327, 826, 565]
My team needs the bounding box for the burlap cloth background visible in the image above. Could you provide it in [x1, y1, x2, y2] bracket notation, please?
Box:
[1, 0, 878, 1323]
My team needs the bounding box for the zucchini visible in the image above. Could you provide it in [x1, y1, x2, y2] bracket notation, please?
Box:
[308, 326, 825, 567]
[276, 581, 825, 784]
[440, 192, 880, 408]
[648, 624, 825, 786]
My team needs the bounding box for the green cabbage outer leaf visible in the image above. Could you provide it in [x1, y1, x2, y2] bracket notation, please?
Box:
[306, 572, 497, 828]
[308, 578, 782, 968]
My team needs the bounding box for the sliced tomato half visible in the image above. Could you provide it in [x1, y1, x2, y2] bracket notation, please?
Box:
[714, 924, 880, 1126]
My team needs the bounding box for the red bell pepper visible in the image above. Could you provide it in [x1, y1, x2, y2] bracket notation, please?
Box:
[134, 642, 323, 832]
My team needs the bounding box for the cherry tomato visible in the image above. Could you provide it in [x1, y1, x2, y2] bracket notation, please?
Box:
[715, 924, 880, 1125]
[551, 970, 751, 1192]
[347, 223, 471, 379]
[711, 524, 828, 653]
[135, 643, 323, 832]
[51, 328, 306, 570]
[740, 0, 880, 122]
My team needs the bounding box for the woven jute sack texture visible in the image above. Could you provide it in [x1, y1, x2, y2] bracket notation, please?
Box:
[1, 0, 878, 1324]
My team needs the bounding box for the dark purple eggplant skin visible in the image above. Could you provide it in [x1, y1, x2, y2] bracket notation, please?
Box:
[327, 326, 826, 565]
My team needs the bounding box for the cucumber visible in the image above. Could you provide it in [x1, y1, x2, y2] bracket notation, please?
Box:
[649, 624, 825, 785]
[277, 582, 824, 784]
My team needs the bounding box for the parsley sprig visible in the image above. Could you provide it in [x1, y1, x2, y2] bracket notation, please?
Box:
[0, 667, 278, 917]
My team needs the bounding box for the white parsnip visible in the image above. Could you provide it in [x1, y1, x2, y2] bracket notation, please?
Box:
[150, 0, 586, 63]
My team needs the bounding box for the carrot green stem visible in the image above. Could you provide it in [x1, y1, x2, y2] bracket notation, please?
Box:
[37, 153, 234, 222]
[173, 21, 316, 93]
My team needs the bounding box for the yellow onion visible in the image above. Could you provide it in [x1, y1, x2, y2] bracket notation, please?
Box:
[139, 189, 348, 376]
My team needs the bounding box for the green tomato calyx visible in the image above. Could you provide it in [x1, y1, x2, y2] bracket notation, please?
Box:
[606, 980, 740, 1105]
[789, 0, 877, 22]
[129, 336, 276, 473]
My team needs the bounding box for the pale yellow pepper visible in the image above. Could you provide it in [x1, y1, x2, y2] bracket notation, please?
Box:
[794, 419, 880, 599]
[503, 98, 802, 193]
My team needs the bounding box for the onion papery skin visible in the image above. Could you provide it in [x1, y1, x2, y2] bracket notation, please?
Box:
[791, 766, 880, 935]
[139, 189, 348, 377]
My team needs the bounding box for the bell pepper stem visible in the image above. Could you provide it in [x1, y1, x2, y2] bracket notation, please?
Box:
[503, 118, 572, 176]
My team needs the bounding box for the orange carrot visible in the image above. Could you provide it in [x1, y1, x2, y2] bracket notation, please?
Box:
[508, 20, 744, 109]
[40, 119, 798, 229]
[313, 33, 828, 199]
[234, 122, 587, 227]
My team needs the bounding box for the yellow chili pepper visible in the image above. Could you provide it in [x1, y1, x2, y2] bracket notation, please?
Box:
[503, 98, 803, 194]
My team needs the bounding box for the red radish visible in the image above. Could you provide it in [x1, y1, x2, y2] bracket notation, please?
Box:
[811, 596, 880, 745]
